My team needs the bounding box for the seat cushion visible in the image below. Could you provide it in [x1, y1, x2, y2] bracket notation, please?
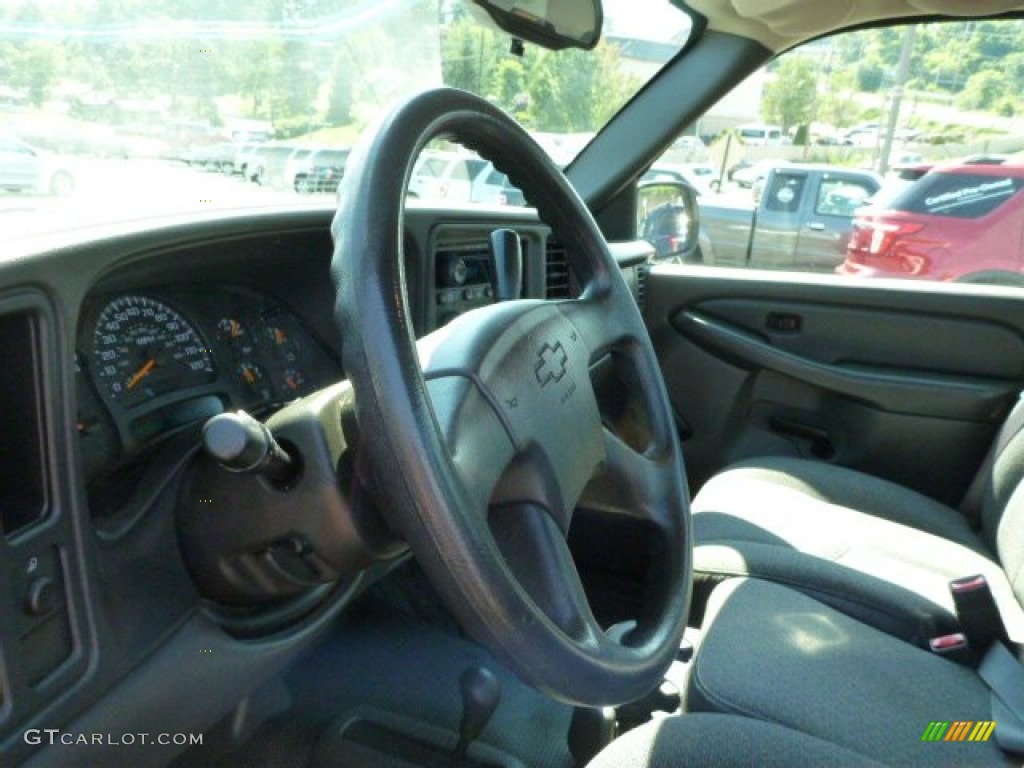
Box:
[692, 457, 1024, 644]
[586, 712, 884, 768]
[688, 578, 1016, 767]
[696, 457, 986, 549]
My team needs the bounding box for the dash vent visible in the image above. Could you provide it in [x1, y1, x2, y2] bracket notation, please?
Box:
[636, 264, 649, 311]
[544, 240, 572, 299]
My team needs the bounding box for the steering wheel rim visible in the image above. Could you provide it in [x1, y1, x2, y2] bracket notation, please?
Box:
[331, 87, 691, 706]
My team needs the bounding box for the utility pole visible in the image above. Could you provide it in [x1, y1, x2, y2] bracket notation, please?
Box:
[878, 25, 917, 175]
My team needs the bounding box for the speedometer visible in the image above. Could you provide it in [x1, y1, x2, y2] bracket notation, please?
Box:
[91, 295, 215, 408]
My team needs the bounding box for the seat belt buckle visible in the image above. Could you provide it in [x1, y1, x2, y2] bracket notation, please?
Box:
[929, 632, 974, 664]
[949, 574, 1010, 656]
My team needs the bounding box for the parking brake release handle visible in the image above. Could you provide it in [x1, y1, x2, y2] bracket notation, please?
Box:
[489, 228, 522, 301]
[453, 666, 501, 761]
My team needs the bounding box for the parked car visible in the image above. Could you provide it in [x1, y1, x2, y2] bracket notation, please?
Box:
[226, 141, 266, 178]
[407, 150, 486, 201]
[725, 157, 752, 181]
[730, 157, 787, 188]
[699, 164, 881, 271]
[174, 141, 236, 172]
[200, 142, 237, 172]
[870, 161, 933, 207]
[407, 151, 522, 204]
[643, 162, 720, 196]
[292, 148, 351, 194]
[736, 123, 784, 145]
[963, 153, 1011, 165]
[241, 143, 284, 183]
[840, 162, 1024, 283]
[265, 146, 319, 190]
[0, 135, 74, 195]
[474, 162, 526, 205]
[496, 176, 527, 206]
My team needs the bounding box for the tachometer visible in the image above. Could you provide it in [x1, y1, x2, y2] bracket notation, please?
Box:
[91, 295, 215, 408]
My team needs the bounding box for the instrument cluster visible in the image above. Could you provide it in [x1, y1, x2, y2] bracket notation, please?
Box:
[76, 285, 340, 484]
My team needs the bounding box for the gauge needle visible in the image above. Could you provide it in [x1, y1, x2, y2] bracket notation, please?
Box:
[126, 359, 156, 390]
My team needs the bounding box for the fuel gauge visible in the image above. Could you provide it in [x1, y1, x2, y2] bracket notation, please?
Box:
[261, 321, 299, 365]
[237, 362, 274, 401]
[217, 317, 256, 358]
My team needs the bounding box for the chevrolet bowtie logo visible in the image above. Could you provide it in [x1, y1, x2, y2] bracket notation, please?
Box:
[535, 342, 568, 387]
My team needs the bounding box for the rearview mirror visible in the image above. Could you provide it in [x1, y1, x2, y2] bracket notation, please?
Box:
[468, 0, 602, 51]
[638, 181, 700, 263]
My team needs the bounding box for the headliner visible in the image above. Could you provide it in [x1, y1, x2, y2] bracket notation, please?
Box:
[681, 0, 1024, 51]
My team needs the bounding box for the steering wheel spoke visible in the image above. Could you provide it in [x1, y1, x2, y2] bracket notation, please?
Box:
[592, 428, 680, 527]
[423, 372, 515, 514]
[489, 503, 601, 646]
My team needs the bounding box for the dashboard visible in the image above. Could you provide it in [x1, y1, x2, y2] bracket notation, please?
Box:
[0, 203, 576, 766]
[0, 201, 649, 766]
[67, 209, 562, 525]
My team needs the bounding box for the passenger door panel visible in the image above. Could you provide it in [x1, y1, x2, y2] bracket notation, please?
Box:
[645, 267, 1024, 506]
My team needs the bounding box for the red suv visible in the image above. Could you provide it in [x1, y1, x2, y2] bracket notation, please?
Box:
[839, 162, 1024, 284]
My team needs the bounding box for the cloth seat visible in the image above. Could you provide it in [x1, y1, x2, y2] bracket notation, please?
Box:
[685, 578, 1016, 767]
[691, 397, 1024, 646]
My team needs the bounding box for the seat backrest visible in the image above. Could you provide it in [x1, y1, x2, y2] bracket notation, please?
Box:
[998, 483, 1024, 610]
[978, 395, 1024, 607]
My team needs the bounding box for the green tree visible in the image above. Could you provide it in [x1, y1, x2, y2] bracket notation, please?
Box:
[489, 56, 531, 122]
[520, 43, 640, 132]
[761, 55, 816, 131]
[958, 69, 1007, 111]
[441, 19, 501, 93]
[0, 42, 64, 106]
[817, 69, 858, 129]
[856, 59, 885, 92]
[971, 20, 1016, 60]
[326, 56, 354, 125]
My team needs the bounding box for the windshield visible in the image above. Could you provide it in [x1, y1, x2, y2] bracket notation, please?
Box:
[0, 0, 691, 240]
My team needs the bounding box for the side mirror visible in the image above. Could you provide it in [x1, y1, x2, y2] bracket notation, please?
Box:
[468, 0, 602, 51]
[638, 181, 700, 263]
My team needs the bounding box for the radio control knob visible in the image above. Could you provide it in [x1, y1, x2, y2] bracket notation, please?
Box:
[451, 257, 469, 285]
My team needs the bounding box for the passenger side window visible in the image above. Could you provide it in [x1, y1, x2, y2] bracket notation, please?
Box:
[652, 18, 1024, 289]
[815, 179, 874, 217]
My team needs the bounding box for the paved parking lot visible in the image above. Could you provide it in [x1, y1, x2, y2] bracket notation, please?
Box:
[1, 158, 333, 241]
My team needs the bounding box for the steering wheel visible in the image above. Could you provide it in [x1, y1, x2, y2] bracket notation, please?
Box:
[331, 88, 691, 706]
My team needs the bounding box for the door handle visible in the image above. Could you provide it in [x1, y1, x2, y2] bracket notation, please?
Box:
[806, 221, 826, 231]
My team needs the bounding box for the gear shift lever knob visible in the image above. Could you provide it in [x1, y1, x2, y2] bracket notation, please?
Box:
[489, 228, 522, 301]
[454, 666, 501, 761]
